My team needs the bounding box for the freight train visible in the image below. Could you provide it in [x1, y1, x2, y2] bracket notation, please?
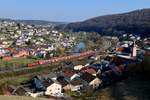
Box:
[27, 51, 95, 67]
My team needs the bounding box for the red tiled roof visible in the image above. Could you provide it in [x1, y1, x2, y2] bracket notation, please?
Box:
[63, 68, 75, 78]
[81, 67, 97, 75]
[2, 56, 12, 61]
[13, 50, 30, 57]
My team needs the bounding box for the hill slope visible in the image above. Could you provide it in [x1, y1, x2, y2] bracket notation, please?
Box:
[64, 9, 150, 37]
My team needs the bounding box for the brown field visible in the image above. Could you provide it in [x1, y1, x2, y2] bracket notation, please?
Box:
[0, 95, 50, 100]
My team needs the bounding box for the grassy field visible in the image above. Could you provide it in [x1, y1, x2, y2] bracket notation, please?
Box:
[0, 57, 37, 68]
[0, 62, 64, 95]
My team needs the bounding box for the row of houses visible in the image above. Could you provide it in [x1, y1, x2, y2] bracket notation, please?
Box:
[0, 20, 77, 57]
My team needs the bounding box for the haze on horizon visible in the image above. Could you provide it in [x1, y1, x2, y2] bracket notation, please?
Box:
[0, 0, 150, 22]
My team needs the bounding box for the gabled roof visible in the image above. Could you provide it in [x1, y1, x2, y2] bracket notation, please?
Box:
[42, 78, 54, 87]
[80, 72, 96, 83]
[31, 76, 54, 91]
[63, 67, 76, 78]
[81, 67, 97, 75]
[70, 79, 83, 86]
[57, 76, 69, 86]
[116, 47, 132, 54]
[12, 87, 28, 96]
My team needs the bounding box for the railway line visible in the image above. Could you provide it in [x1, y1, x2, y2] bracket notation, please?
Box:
[0, 50, 96, 75]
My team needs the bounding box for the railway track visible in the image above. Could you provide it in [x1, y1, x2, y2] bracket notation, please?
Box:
[0, 51, 96, 75]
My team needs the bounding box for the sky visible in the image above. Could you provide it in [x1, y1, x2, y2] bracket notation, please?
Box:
[0, 0, 150, 22]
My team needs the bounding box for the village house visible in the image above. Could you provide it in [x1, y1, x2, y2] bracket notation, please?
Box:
[63, 79, 83, 92]
[74, 65, 85, 70]
[116, 41, 137, 59]
[56, 76, 69, 88]
[80, 72, 102, 89]
[13, 50, 30, 58]
[70, 73, 80, 80]
[0, 48, 9, 57]
[6, 85, 29, 96]
[80, 67, 97, 76]
[45, 82, 63, 97]
[63, 67, 76, 79]
[144, 38, 150, 45]
[31, 76, 54, 91]
[27, 92, 44, 98]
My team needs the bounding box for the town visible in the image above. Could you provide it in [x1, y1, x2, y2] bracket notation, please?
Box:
[0, 19, 150, 100]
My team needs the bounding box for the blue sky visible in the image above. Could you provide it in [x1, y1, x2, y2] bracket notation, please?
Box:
[0, 0, 150, 22]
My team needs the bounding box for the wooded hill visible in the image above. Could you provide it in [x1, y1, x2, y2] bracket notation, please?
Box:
[62, 9, 150, 37]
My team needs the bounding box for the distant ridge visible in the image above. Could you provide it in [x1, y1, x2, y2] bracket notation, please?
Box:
[0, 18, 67, 26]
[62, 8, 150, 37]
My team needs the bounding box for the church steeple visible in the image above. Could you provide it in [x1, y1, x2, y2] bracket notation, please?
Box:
[131, 41, 137, 58]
